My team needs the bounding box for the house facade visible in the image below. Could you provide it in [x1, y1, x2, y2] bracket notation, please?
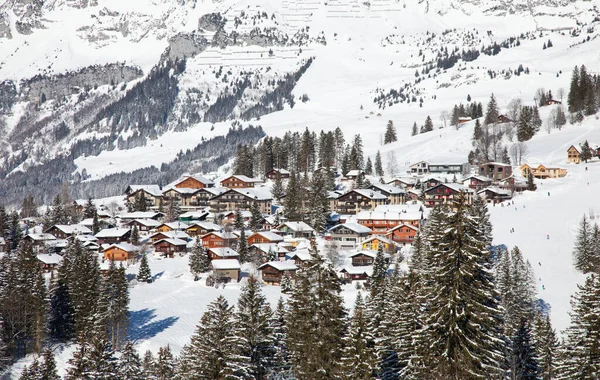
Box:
[385, 223, 419, 245]
[210, 259, 241, 282]
[153, 238, 187, 258]
[409, 161, 429, 175]
[463, 175, 493, 191]
[369, 183, 406, 204]
[265, 168, 291, 180]
[521, 164, 567, 179]
[335, 189, 388, 215]
[220, 175, 263, 188]
[567, 145, 581, 164]
[424, 184, 473, 207]
[326, 223, 372, 250]
[479, 162, 513, 181]
[258, 261, 297, 285]
[103, 243, 138, 264]
[209, 188, 272, 215]
[173, 175, 214, 189]
[428, 163, 466, 174]
[201, 232, 237, 249]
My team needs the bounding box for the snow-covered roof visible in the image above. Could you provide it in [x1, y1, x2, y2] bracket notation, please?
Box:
[362, 235, 395, 245]
[480, 162, 512, 167]
[478, 187, 512, 196]
[208, 248, 239, 258]
[258, 260, 297, 271]
[269, 168, 291, 175]
[126, 185, 162, 197]
[79, 218, 94, 227]
[387, 223, 419, 232]
[153, 238, 188, 246]
[345, 169, 364, 177]
[76, 234, 98, 242]
[171, 174, 214, 187]
[26, 233, 57, 242]
[163, 187, 200, 195]
[252, 243, 288, 254]
[95, 228, 130, 238]
[356, 210, 422, 222]
[230, 187, 272, 201]
[251, 231, 284, 242]
[341, 266, 373, 276]
[223, 175, 263, 183]
[369, 183, 406, 195]
[179, 210, 210, 219]
[49, 224, 92, 235]
[128, 219, 161, 227]
[279, 221, 314, 232]
[37, 253, 63, 265]
[427, 183, 474, 193]
[118, 211, 163, 220]
[349, 250, 377, 258]
[327, 191, 342, 199]
[211, 259, 241, 270]
[463, 175, 492, 183]
[388, 177, 417, 185]
[103, 242, 138, 252]
[186, 221, 220, 231]
[151, 230, 191, 240]
[287, 248, 312, 261]
[202, 231, 237, 240]
[328, 223, 372, 234]
[346, 189, 388, 200]
[160, 221, 190, 230]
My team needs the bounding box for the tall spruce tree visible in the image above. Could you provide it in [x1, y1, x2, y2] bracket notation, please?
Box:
[137, 252, 152, 283]
[364, 157, 373, 175]
[118, 341, 144, 380]
[249, 201, 262, 232]
[533, 312, 559, 380]
[423, 116, 434, 132]
[155, 345, 175, 380]
[178, 296, 251, 379]
[374, 151, 384, 177]
[270, 298, 291, 374]
[518, 106, 535, 141]
[271, 174, 285, 201]
[341, 293, 376, 379]
[511, 319, 540, 379]
[418, 195, 504, 378]
[573, 215, 596, 273]
[384, 121, 398, 144]
[236, 275, 274, 379]
[307, 170, 330, 233]
[286, 251, 346, 379]
[189, 238, 208, 281]
[485, 93, 500, 125]
[238, 227, 248, 263]
[40, 348, 61, 380]
[559, 273, 600, 378]
[283, 171, 301, 221]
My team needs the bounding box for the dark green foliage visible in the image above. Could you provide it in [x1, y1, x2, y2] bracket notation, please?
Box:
[527, 171, 537, 191]
[155, 345, 175, 380]
[271, 174, 285, 201]
[423, 116, 433, 132]
[374, 151, 384, 177]
[283, 171, 301, 221]
[484, 93, 499, 125]
[118, 341, 144, 380]
[307, 170, 331, 232]
[384, 120, 397, 144]
[249, 201, 262, 232]
[533, 312, 559, 380]
[238, 227, 248, 263]
[580, 140, 593, 162]
[340, 293, 376, 379]
[137, 252, 152, 283]
[189, 238, 209, 280]
[517, 106, 535, 141]
[573, 215, 600, 274]
[512, 319, 540, 379]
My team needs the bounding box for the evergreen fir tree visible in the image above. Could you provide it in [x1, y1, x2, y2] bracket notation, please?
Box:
[340, 293, 376, 379]
[512, 319, 540, 379]
[234, 209, 244, 231]
[411, 122, 418, 136]
[580, 140, 593, 163]
[92, 211, 100, 235]
[418, 195, 504, 378]
[136, 192, 148, 212]
[371, 244, 387, 295]
[485, 93, 500, 125]
[250, 201, 262, 232]
[271, 174, 285, 201]
[137, 252, 152, 283]
[283, 171, 301, 220]
[573, 215, 595, 273]
[364, 157, 373, 175]
[532, 106, 542, 131]
[130, 225, 140, 245]
[118, 341, 144, 380]
[384, 121, 398, 144]
[351, 134, 365, 171]
[142, 350, 156, 379]
[270, 298, 291, 374]
[189, 238, 208, 281]
[178, 296, 251, 379]
[307, 170, 330, 233]
[238, 227, 248, 263]
[518, 106, 535, 141]
[236, 275, 274, 379]
[533, 312, 559, 380]
[286, 252, 346, 379]
[155, 345, 175, 380]
[280, 272, 293, 293]
[48, 246, 75, 342]
[86, 336, 118, 379]
[527, 171, 537, 191]
[40, 348, 61, 380]
[559, 273, 600, 378]
[83, 197, 97, 219]
[423, 116, 434, 132]
[556, 106, 567, 129]
[374, 151, 384, 177]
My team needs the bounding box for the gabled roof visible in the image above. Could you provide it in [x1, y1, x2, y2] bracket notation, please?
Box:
[479, 162, 512, 167]
[171, 174, 214, 187]
[162, 187, 201, 195]
[201, 231, 237, 240]
[287, 248, 312, 261]
[249, 231, 284, 242]
[231, 187, 272, 201]
[251, 243, 288, 254]
[349, 250, 377, 259]
[207, 247, 240, 258]
[345, 169, 364, 177]
[37, 254, 63, 265]
[118, 211, 164, 220]
[477, 187, 512, 196]
[258, 260, 298, 271]
[186, 221, 221, 231]
[268, 168, 291, 175]
[95, 228, 131, 238]
[26, 233, 57, 242]
[103, 242, 138, 252]
[328, 223, 372, 234]
[179, 210, 210, 220]
[463, 175, 493, 183]
[362, 235, 395, 246]
[388, 177, 417, 185]
[151, 230, 191, 240]
[278, 221, 315, 233]
[567, 145, 581, 154]
[153, 238, 188, 246]
[158, 221, 190, 230]
[210, 259, 241, 270]
[340, 266, 374, 276]
[387, 223, 419, 233]
[127, 219, 161, 228]
[47, 224, 92, 235]
[126, 185, 162, 197]
[369, 183, 406, 195]
[425, 183, 473, 193]
[356, 210, 422, 222]
[222, 175, 263, 183]
[343, 189, 388, 200]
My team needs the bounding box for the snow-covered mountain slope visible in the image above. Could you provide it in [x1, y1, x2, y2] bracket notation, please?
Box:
[0, 0, 598, 204]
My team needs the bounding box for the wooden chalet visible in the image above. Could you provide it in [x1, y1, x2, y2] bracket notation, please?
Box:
[369, 183, 406, 204]
[125, 219, 160, 232]
[220, 175, 263, 189]
[521, 164, 567, 179]
[185, 221, 221, 237]
[210, 259, 241, 282]
[422, 177, 442, 189]
[326, 223, 372, 250]
[201, 231, 237, 249]
[356, 210, 423, 234]
[423, 183, 474, 208]
[361, 235, 396, 252]
[46, 224, 92, 239]
[102, 243, 138, 264]
[567, 145, 581, 164]
[349, 251, 376, 266]
[172, 174, 214, 189]
[497, 114, 513, 123]
[156, 221, 190, 233]
[207, 247, 240, 261]
[37, 254, 62, 272]
[258, 261, 297, 285]
[118, 212, 164, 223]
[24, 233, 58, 253]
[457, 116, 472, 125]
[153, 238, 187, 258]
[95, 228, 131, 245]
[209, 187, 272, 215]
[387, 177, 417, 190]
[124, 185, 163, 208]
[462, 175, 493, 191]
[276, 222, 315, 239]
[247, 231, 284, 245]
[479, 162, 513, 181]
[250, 243, 289, 261]
[340, 266, 373, 281]
[477, 187, 513, 204]
[265, 168, 291, 180]
[385, 223, 419, 245]
[545, 99, 562, 106]
[287, 249, 312, 266]
[335, 189, 388, 215]
[149, 230, 191, 243]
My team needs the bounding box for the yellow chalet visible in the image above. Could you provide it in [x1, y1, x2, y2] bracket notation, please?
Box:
[361, 235, 396, 253]
[567, 145, 581, 164]
[521, 164, 567, 179]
